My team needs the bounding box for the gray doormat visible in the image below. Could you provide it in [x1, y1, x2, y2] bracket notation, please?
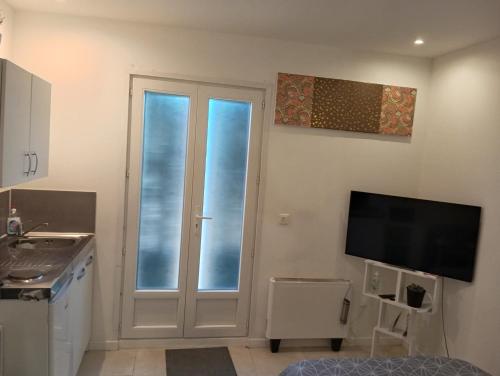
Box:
[165, 347, 237, 376]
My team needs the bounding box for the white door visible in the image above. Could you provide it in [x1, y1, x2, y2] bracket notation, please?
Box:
[121, 77, 264, 339]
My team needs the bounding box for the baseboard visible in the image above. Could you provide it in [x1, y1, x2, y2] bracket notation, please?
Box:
[119, 337, 260, 349]
[118, 337, 324, 350]
[106, 336, 402, 350]
[88, 340, 119, 351]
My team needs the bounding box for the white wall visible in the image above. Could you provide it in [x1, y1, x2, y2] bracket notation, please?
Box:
[6, 8, 500, 374]
[0, 0, 15, 196]
[417, 38, 500, 374]
[10, 11, 432, 346]
[0, 0, 15, 59]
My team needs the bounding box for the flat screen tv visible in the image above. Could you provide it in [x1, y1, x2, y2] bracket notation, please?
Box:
[345, 191, 481, 282]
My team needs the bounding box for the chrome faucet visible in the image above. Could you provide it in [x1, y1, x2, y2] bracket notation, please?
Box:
[19, 222, 49, 237]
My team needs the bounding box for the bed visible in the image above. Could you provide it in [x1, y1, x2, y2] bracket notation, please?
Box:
[279, 356, 490, 376]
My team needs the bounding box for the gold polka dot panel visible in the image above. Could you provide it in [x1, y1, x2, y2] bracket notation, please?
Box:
[311, 78, 383, 133]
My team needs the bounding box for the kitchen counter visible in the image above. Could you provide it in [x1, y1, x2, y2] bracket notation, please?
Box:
[0, 232, 95, 300]
[0, 232, 96, 376]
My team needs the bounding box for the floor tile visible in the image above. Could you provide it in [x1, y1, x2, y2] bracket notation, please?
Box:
[248, 347, 304, 376]
[77, 350, 136, 376]
[228, 346, 257, 376]
[380, 344, 408, 357]
[76, 344, 407, 376]
[134, 349, 166, 376]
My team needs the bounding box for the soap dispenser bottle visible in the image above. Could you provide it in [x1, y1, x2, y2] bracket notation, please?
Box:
[7, 208, 22, 235]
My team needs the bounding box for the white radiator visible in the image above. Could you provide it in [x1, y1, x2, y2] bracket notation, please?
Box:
[266, 278, 351, 341]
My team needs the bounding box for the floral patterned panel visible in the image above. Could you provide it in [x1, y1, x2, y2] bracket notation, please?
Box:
[379, 86, 418, 136]
[275, 73, 315, 127]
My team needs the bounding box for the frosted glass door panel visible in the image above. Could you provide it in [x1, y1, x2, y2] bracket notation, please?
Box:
[198, 99, 252, 291]
[137, 92, 190, 290]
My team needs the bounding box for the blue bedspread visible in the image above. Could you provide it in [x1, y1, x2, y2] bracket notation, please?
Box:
[279, 356, 490, 376]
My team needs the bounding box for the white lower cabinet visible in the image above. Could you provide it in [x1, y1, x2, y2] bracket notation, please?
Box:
[81, 253, 94, 355]
[70, 251, 94, 376]
[0, 250, 94, 376]
[0, 247, 94, 376]
[50, 249, 95, 376]
[0, 301, 49, 375]
[49, 281, 73, 376]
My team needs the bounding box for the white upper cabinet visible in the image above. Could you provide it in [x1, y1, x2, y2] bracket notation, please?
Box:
[0, 59, 51, 187]
[29, 75, 52, 179]
[0, 60, 32, 186]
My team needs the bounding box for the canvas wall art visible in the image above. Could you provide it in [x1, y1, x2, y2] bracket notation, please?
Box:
[274, 72, 417, 136]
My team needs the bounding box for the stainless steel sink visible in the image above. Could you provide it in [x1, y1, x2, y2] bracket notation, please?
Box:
[8, 237, 79, 250]
[0, 234, 93, 292]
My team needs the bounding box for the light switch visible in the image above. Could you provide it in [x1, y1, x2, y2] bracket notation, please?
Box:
[279, 213, 290, 225]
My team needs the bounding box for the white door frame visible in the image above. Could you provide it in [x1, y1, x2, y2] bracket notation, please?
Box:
[121, 78, 198, 338]
[119, 73, 272, 340]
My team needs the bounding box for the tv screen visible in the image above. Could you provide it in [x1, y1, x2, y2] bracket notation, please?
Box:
[345, 191, 481, 282]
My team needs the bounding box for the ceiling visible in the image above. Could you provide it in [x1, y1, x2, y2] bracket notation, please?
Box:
[6, 0, 500, 57]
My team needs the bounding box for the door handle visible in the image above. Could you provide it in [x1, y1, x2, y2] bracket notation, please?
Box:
[194, 213, 212, 235]
[195, 215, 213, 220]
[24, 153, 31, 176]
[31, 152, 38, 175]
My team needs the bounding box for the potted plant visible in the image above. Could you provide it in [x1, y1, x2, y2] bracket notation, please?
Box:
[406, 283, 426, 308]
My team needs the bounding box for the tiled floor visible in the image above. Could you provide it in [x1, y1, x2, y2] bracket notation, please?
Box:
[77, 344, 407, 376]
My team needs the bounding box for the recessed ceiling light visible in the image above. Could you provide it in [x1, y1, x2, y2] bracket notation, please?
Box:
[414, 38, 424, 45]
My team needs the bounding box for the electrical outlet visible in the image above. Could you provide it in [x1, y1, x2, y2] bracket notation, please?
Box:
[279, 213, 290, 225]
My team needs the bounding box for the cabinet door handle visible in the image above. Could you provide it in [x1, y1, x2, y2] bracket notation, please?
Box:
[77, 267, 86, 280]
[24, 153, 31, 176]
[85, 255, 94, 266]
[31, 152, 38, 175]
